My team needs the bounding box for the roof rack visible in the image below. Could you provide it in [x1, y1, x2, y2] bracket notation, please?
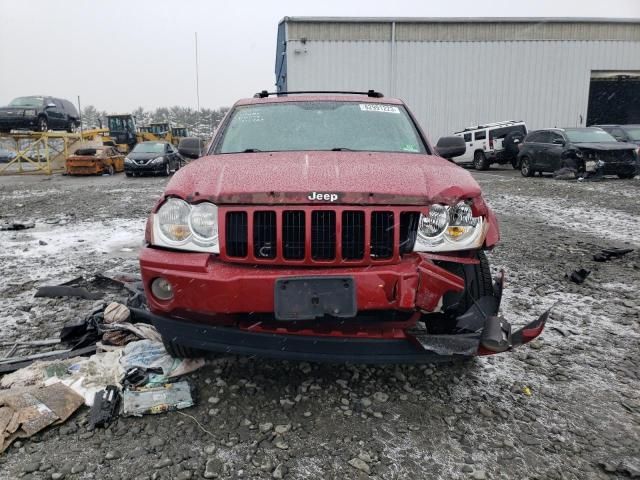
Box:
[454, 120, 524, 134]
[253, 90, 384, 98]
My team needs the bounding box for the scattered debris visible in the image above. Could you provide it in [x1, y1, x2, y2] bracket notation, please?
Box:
[104, 302, 131, 323]
[0, 383, 84, 452]
[35, 285, 103, 300]
[43, 350, 124, 406]
[567, 268, 591, 284]
[0, 221, 35, 231]
[88, 386, 120, 430]
[0, 345, 97, 374]
[119, 340, 204, 386]
[122, 381, 194, 416]
[61, 302, 155, 350]
[593, 248, 634, 262]
[552, 167, 577, 180]
[552, 327, 570, 337]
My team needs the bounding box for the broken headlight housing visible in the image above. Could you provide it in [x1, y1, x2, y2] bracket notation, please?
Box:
[152, 198, 219, 253]
[413, 201, 485, 252]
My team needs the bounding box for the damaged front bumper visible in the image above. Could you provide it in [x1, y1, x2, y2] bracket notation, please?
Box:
[133, 274, 549, 363]
[408, 274, 549, 357]
[139, 247, 549, 363]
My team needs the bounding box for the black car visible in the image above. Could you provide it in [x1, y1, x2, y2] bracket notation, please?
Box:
[124, 141, 183, 177]
[517, 127, 638, 179]
[594, 124, 640, 148]
[0, 96, 80, 133]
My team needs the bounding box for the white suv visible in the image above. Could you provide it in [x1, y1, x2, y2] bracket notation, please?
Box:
[453, 121, 527, 170]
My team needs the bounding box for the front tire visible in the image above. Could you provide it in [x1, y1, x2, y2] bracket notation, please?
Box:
[37, 116, 48, 132]
[163, 162, 170, 177]
[618, 172, 635, 179]
[473, 151, 489, 170]
[520, 157, 534, 177]
[440, 251, 494, 318]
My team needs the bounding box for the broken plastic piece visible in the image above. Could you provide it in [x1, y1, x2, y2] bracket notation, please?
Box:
[593, 248, 634, 262]
[567, 268, 591, 284]
[88, 386, 120, 430]
[35, 286, 103, 300]
[0, 221, 35, 231]
[480, 315, 512, 352]
[510, 308, 551, 348]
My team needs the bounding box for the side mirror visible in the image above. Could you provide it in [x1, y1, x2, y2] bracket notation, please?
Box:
[436, 136, 466, 159]
[178, 137, 205, 159]
[552, 138, 565, 145]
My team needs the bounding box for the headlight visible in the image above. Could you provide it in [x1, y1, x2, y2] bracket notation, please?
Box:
[151, 156, 165, 164]
[152, 198, 219, 253]
[414, 201, 485, 252]
[23, 109, 36, 116]
[158, 198, 191, 243]
[189, 203, 218, 244]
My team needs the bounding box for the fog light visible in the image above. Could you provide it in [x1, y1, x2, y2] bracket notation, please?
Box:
[151, 277, 173, 300]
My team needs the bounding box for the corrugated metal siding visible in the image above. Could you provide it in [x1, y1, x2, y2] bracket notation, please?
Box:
[288, 22, 391, 41]
[395, 22, 640, 41]
[285, 39, 640, 139]
[287, 20, 640, 42]
[286, 41, 392, 94]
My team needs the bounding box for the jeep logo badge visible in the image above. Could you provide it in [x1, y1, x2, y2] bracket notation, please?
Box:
[308, 192, 339, 202]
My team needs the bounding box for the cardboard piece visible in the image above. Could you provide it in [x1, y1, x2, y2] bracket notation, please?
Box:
[0, 383, 84, 452]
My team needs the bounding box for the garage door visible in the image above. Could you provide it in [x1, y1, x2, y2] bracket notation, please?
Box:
[587, 71, 640, 125]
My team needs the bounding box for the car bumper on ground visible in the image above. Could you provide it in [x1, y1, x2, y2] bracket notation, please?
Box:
[139, 247, 548, 362]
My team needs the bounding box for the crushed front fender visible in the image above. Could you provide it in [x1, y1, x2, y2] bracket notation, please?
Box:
[408, 273, 550, 356]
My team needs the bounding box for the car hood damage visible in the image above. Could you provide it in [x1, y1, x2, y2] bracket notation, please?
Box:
[574, 142, 637, 152]
[164, 151, 483, 205]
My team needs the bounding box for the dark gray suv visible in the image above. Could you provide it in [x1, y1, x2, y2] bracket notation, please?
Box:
[0, 96, 80, 133]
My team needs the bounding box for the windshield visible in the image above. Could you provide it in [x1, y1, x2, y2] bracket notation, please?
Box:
[216, 101, 427, 154]
[132, 143, 165, 154]
[9, 96, 44, 108]
[565, 128, 617, 143]
[623, 127, 640, 141]
[150, 124, 168, 135]
[109, 117, 135, 132]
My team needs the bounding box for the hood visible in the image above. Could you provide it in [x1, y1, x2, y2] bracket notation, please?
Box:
[128, 152, 161, 160]
[574, 142, 638, 151]
[0, 107, 28, 115]
[164, 151, 482, 205]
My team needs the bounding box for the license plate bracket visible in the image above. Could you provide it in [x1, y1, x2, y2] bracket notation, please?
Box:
[274, 277, 357, 321]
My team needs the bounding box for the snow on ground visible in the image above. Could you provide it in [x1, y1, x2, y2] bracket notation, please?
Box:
[1, 218, 145, 259]
[486, 192, 640, 246]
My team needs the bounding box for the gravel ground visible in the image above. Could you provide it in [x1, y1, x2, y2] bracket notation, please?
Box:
[0, 168, 638, 480]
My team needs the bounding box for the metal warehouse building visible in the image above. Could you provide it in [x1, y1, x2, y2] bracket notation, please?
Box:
[275, 17, 640, 139]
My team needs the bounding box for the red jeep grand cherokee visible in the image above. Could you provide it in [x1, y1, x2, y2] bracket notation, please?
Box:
[136, 91, 547, 362]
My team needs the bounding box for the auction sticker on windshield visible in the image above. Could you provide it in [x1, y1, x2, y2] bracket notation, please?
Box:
[359, 104, 400, 113]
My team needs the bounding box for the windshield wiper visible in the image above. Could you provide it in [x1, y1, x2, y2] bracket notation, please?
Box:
[242, 148, 262, 153]
[331, 147, 355, 151]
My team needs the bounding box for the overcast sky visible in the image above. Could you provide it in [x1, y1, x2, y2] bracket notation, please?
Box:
[1, 0, 638, 112]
